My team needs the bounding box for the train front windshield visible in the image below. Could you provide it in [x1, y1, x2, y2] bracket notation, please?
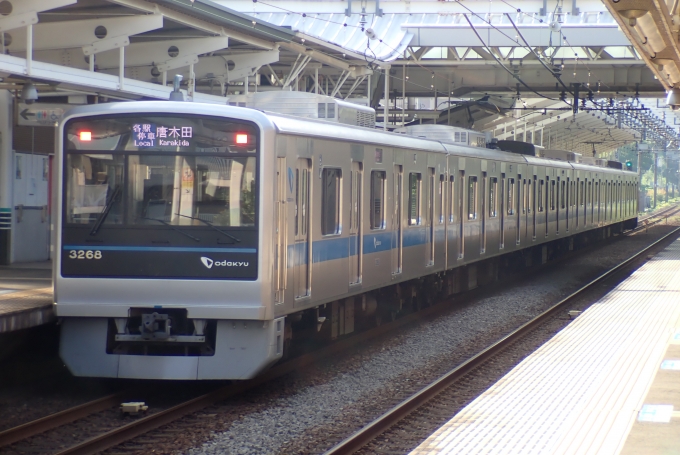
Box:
[61, 114, 259, 279]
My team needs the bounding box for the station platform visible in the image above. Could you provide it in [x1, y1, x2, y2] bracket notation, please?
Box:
[0, 261, 54, 333]
[411, 238, 680, 455]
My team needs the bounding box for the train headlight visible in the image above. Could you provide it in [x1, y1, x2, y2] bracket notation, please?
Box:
[235, 133, 248, 145]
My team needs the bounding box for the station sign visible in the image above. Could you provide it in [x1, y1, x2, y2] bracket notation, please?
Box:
[17, 103, 68, 127]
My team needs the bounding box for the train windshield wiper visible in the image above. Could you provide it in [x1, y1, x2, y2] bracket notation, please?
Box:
[90, 186, 121, 236]
[174, 213, 241, 243]
[143, 218, 201, 242]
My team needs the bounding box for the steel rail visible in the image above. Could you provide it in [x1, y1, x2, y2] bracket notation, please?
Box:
[16, 216, 663, 455]
[322, 225, 680, 455]
[0, 393, 123, 448]
[52, 295, 458, 455]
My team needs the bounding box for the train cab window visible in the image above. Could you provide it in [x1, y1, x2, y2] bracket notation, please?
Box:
[489, 177, 498, 217]
[507, 178, 515, 215]
[538, 180, 545, 212]
[468, 176, 478, 220]
[449, 175, 455, 223]
[408, 173, 422, 225]
[370, 170, 386, 229]
[321, 168, 342, 235]
[438, 174, 445, 224]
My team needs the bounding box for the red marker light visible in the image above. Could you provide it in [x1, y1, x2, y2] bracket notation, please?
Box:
[79, 131, 92, 141]
[235, 133, 248, 145]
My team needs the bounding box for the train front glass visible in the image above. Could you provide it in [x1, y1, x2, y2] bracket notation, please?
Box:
[61, 114, 259, 280]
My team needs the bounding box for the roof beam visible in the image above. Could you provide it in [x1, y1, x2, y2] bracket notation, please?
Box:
[107, 0, 276, 50]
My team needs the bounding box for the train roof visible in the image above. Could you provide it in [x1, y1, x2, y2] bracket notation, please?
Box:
[59, 102, 635, 176]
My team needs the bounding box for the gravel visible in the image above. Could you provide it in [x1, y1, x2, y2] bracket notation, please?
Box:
[177, 224, 680, 455]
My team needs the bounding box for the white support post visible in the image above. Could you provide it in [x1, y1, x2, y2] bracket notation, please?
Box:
[383, 66, 389, 131]
[119, 46, 124, 90]
[189, 63, 195, 101]
[89, 54, 95, 72]
[26, 24, 33, 76]
[244, 75, 248, 94]
[367, 73, 371, 105]
[402, 64, 406, 126]
[315, 67, 319, 94]
[162, 71, 167, 86]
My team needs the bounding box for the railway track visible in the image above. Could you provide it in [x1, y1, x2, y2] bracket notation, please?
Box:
[322, 225, 680, 455]
[2, 216, 678, 455]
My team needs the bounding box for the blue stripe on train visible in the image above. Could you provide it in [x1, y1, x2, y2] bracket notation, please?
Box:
[286, 227, 432, 267]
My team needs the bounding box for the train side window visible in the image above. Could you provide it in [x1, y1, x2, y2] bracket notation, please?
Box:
[439, 174, 445, 224]
[321, 168, 342, 235]
[468, 176, 478, 220]
[538, 180, 544, 212]
[507, 178, 515, 215]
[489, 177, 498, 217]
[408, 172, 422, 225]
[370, 170, 386, 229]
[449, 175, 455, 223]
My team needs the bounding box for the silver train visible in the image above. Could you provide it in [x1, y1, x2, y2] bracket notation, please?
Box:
[56, 101, 638, 380]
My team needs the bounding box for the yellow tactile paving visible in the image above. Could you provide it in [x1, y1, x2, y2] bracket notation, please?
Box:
[410, 239, 680, 455]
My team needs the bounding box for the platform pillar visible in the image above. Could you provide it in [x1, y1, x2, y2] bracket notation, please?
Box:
[0, 90, 13, 264]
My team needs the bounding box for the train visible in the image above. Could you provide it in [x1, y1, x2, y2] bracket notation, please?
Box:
[55, 101, 638, 380]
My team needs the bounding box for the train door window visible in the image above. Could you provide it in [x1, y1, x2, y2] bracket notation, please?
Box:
[500, 174, 505, 249]
[370, 170, 386, 229]
[321, 168, 342, 235]
[545, 178, 550, 237]
[550, 180, 556, 211]
[516, 175, 522, 244]
[507, 178, 515, 215]
[527, 179, 532, 215]
[350, 162, 363, 285]
[393, 165, 403, 275]
[468, 176, 478, 220]
[532, 176, 537, 239]
[489, 177, 498, 217]
[429, 168, 435, 264]
[560, 180, 566, 210]
[439, 174, 445, 224]
[522, 178, 527, 214]
[538, 180, 544, 212]
[349, 165, 361, 233]
[408, 172, 422, 225]
[449, 175, 455, 223]
[459, 170, 465, 258]
[595, 181, 600, 223]
[481, 172, 487, 253]
[295, 165, 310, 237]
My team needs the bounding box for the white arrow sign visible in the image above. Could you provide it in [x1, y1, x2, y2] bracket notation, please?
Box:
[17, 103, 66, 127]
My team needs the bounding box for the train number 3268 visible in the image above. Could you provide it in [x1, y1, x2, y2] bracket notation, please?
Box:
[68, 250, 102, 259]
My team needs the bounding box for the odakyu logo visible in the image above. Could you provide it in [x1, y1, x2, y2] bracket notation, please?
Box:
[200, 257, 249, 269]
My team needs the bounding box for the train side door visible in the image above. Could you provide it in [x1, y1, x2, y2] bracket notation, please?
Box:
[275, 158, 287, 304]
[349, 161, 363, 285]
[392, 165, 403, 275]
[294, 159, 311, 299]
